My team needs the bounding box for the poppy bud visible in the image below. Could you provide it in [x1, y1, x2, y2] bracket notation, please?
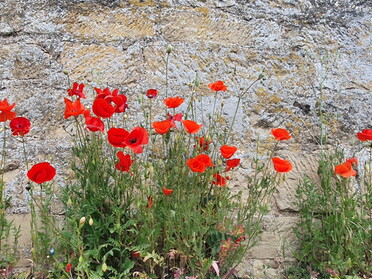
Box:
[166, 44, 173, 54]
[102, 262, 108, 272]
[282, 174, 286, 181]
[79, 256, 83, 263]
[148, 164, 154, 176]
[217, 159, 223, 167]
[63, 70, 69, 75]
[67, 198, 73, 206]
[79, 217, 86, 225]
[366, 163, 370, 173]
[89, 218, 94, 226]
[194, 77, 200, 87]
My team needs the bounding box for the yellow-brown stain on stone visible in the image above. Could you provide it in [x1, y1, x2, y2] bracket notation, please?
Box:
[62, 6, 154, 41]
[255, 87, 282, 106]
[162, 7, 253, 45]
[59, 44, 138, 85]
[273, 63, 290, 78]
[196, 7, 209, 15]
[253, 87, 295, 118]
[129, 0, 155, 7]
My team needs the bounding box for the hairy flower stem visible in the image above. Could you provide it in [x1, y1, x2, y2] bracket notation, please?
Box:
[165, 52, 170, 99]
[21, 137, 29, 170]
[29, 188, 40, 267]
[1, 122, 7, 187]
[29, 188, 78, 251]
[185, 72, 199, 120]
[224, 75, 263, 143]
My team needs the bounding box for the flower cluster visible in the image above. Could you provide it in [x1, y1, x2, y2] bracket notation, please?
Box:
[4, 70, 368, 279]
[333, 128, 371, 178]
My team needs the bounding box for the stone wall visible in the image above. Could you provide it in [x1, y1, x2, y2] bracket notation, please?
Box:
[1, 0, 371, 278]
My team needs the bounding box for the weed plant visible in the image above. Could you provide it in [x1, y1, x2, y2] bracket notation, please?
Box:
[292, 141, 371, 278]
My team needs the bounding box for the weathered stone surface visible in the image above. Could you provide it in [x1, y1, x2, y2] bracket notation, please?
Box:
[61, 5, 155, 42]
[0, 0, 371, 277]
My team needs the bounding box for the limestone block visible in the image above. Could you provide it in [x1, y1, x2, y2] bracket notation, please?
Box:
[161, 7, 254, 45]
[274, 152, 320, 212]
[59, 43, 144, 86]
[61, 5, 155, 42]
[0, 44, 50, 80]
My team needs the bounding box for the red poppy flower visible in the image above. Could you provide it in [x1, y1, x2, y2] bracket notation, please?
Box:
[163, 97, 184, 108]
[187, 157, 207, 173]
[212, 173, 228, 187]
[152, 120, 172, 134]
[195, 136, 212, 151]
[208, 80, 227, 92]
[271, 128, 291, 141]
[64, 98, 86, 119]
[334, 161, 357, 178]
[108, 127, 148, 153]
[187, 154, 214, 173]
[182, 120, 203, 134]
[94, 88, 128, 113]
[106, 95, 128, 113]
[346, 157, 358, 166]
[226, 158, 240, 171]
[272, 157, 292, 173]
[9, 117, 31, 136]
[0, 99, 16, 122]
[107, 128, 129, 148]
[166, 113, 183, 128]
[65, 263, 72, 272]
[146, 89, 158, 99]
[220, 145, 237, 159]
[0, 99, 16, 112]
[123, 127, 149, 154]
[67, 82, 86, 99]
[356, 129, 372, 141]
[146, 196, 153, 209]
[115, 151, 133, 172]
[195, 154, 214, 167]
[85, 115, 104, 132]
[27, 162, 56, 184]
[162, 187, 173, 196]
[92, 98, 115, 118]
[94, 87, 117, 98]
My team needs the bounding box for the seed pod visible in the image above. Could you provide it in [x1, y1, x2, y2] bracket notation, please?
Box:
[166, 44, 173, 54]
[79, 217, 86, 225]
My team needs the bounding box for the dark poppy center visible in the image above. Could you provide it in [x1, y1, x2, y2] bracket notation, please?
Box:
[129, 138, 137, 144]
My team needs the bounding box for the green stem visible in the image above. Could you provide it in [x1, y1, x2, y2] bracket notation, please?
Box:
[29, 187, 79, 251]
[165, 52, 170, 99]
[224, 75, 263, 143]
[21, 137, 29, 170]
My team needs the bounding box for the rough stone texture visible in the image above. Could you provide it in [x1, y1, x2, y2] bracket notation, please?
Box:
[1, 0, 371, 278]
